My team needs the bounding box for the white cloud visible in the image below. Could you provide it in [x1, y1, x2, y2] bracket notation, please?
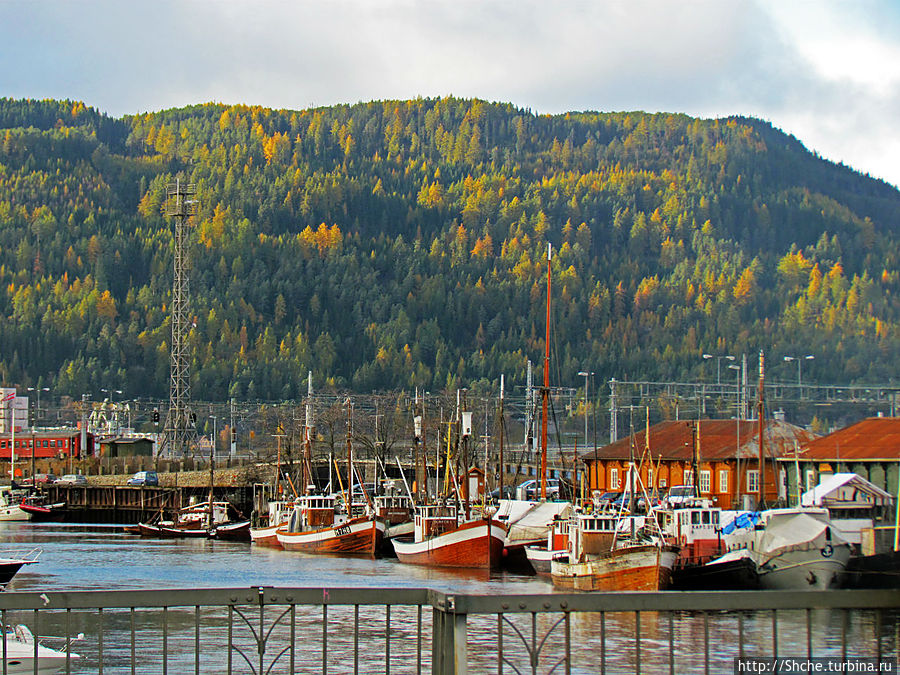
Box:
[0, 0, 897, 187]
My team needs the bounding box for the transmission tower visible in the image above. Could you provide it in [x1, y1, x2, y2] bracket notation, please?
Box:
[160, 179, 198, 457]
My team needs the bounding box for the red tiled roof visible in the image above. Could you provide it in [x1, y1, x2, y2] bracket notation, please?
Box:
[799, 417, 900, 460]
[581, 419, 817, 463]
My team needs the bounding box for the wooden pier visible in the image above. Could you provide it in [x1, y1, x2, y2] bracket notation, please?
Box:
[42, 485, 255, 524]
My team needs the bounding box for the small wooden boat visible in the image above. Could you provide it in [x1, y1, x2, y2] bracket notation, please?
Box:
[213, 520, 251, 541]
[551, 542, 680, 591]
[550, 510, 679, 591]
[137, 501, 235, 539]
[392, 504, 506, 569]
[525, 515, 571, 576]
[276, 495, 384, 556]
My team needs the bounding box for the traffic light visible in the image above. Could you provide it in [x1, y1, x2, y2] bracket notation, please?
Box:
[230, 426, 237, 444]
[153, 408, 160, 424]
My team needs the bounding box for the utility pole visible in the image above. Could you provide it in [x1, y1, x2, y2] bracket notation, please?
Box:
[160, 179, 198, 458]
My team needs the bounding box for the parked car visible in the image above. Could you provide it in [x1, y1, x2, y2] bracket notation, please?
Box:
[663, 485, 697, 508]
[55, 474, 88, 486]
[516, 479, 561, 500]
[127, 471, 159, 487]
[20, 473, 57, 488]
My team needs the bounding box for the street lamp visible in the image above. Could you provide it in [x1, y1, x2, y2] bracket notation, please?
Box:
[577, 371, 594, 448]
[702, 354, 735, 384]
[26, 387, 49, 430]
[783, 355, 814, 386]
[210, 415, 217, 460]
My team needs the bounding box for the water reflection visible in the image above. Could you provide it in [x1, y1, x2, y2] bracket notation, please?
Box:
[0, 523, 894, 673]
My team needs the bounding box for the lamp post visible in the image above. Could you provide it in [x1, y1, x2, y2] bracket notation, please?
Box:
[210, 415, 217, 460]
[728, 363, 742, 503]
[783, 355, 814, 386]
[577, 371, 593, 448]
[702, 354, 735, 385]
[26, 387, 49, 429]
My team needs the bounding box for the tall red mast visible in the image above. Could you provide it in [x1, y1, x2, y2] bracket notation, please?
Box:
[541, 244, 551, 501]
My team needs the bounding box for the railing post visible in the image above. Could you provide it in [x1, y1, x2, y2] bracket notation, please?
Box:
[432, 595, 467, 675]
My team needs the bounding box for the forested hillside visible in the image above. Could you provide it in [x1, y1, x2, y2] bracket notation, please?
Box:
[1, 96, 899, 401]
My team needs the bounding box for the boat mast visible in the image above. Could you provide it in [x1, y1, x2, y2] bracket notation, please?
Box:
[757, 350, 765, 509]
[498, 375, 505, 502]
[304, 372, 314, 494]
[413, 388, 423, 502]
[346, 398, 353, 513]
[541, 243, 551, 501]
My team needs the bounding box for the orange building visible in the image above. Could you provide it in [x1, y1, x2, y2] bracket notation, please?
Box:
[581, 418, 817, 510]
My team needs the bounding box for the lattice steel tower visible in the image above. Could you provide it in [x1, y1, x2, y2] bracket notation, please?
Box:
[160, 179, 197, 457]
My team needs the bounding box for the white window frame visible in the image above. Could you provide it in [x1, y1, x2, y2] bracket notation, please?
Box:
[747, 470, 759, 494]
[610, 468, 619, 489]
[805, 469, 816, 491]
[718, 469, 728, 493]
[683, 469, 693, 488]
[699, 470, 711, 494]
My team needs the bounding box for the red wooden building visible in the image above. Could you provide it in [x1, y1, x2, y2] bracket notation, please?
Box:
[581, 418, 817, 509]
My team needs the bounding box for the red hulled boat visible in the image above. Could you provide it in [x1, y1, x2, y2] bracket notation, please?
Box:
[392, 504, 506, 569]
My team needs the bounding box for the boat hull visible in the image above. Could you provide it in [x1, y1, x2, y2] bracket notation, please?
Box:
[214, 520, 251, 542]
[524, 546, 567, 577]
[551, 545, 679, 591]
[757, 544, 851, 590]
[19, 503, 66, 522]
[250, 524, 284, 548]
[277, 517, 384, 556]
[392, 519, 506, 569]
[0, 504, 29, 522]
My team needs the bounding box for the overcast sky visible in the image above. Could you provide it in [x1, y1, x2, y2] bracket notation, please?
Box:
[1, 0, 898, 188]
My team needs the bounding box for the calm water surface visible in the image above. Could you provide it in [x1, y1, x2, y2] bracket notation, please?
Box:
[0, 522, 894, 674]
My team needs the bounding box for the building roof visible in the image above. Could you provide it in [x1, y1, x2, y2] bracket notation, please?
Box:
[796, 417, 900, 461]
[581, 418, 817, 463]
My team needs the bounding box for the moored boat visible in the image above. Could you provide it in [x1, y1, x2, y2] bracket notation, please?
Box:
[19, 496, 66, 522]
[276, 494, 384, 556]
[0, 548, 41, 585]
[0, 487, 29, 522]
[0, 623, 80, 675]
[713, 507, 851, 590]
[392, 504, 506, 569]
[550, 507, 679, 591]
[250, 499, 295, 548]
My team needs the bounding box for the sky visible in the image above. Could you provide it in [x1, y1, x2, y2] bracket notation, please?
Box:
[1, 0, 898, 188]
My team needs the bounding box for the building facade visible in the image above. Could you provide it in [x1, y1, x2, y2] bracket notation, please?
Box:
[581, 418, 817, 510]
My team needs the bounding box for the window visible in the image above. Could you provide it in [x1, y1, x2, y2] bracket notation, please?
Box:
[647, 468, 653, 488]
[700, 470, 711, 494]
[719, 470, 728, 493]
[50, 440, 56, 447]
[610, 468, 619, 489]
[805, 470, 816, 491]
[683, 470, 693, 487]
[747, 470, 759, 494]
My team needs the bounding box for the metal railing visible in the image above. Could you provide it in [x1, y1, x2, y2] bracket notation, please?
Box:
[0, 587, 896, 674]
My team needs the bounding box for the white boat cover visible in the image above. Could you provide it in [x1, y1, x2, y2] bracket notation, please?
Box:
[496, 500, 572, 545]
[801, 473, 893, 508]
[758, 512, 847, 556]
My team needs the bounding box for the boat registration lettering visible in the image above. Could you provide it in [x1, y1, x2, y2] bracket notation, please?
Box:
[334, 524, 351, 536]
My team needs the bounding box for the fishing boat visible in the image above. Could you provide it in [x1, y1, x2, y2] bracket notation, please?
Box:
[1, 623, 81, 675]
[276, 494, 384, 556]
[138, 500, 233, 538]
[213, 519, 251, 541]
[524, 512, 571, 576]
[391, 503, 506, 569]
[551, 463, 680, 591]
[375, 491, 415, 541]
[249, 499, 295, 548]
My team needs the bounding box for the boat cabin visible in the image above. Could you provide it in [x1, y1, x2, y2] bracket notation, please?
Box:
[654, 504, 722, 565]
[178, 501, 231, 528]
[413, 504, 460, 542]
[290, 495, 337, 530]
[374, 494, 414, 525]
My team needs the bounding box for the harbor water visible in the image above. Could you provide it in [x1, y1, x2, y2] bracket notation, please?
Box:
[0, 521, 895, 673]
